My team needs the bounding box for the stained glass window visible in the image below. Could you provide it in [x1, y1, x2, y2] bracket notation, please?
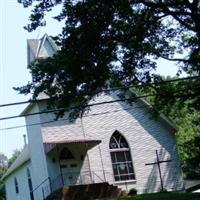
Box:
[110, 131, 135, 181]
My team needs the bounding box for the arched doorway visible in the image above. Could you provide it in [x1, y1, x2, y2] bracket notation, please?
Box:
[59, 147, 79, 185]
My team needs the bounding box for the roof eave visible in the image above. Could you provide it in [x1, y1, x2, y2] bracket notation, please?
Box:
[139, 97, 178, 132]
[20, 103, 34, 116]
[2, 160, 30, 180]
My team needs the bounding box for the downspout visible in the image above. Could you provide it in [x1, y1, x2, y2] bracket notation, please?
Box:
[98, 145, 106, 182]
[80, 113, 93, 183]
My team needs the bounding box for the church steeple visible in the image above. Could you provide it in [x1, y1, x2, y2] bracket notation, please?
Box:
[27, 34, 59, 65]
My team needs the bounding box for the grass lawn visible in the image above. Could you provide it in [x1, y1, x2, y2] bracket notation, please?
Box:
[101, 192, 199, 200]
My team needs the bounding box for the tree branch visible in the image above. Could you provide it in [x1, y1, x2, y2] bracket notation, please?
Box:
[139, 0, 195, 31]
[160, 56, 188, 62]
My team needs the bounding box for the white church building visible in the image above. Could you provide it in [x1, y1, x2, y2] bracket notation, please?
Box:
[3, 34, 184, 200]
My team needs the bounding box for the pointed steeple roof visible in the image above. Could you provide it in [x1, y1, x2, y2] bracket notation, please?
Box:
[27, 34, 59, 65]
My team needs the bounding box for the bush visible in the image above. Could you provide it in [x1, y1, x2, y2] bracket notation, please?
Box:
[159, 188, 168, 193]
[129, 188, 137, 196]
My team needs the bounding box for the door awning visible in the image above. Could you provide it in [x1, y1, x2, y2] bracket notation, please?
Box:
[43, 139, 101, 154]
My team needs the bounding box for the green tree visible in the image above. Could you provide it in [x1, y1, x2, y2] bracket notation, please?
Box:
[0, 153, 7, 200]
[0, 168, 6, 200]
[142, 79, 200, 179]
[15, 0, 200, 118]
[16, 0, 200, 178]
[176, 111, 200, 178]
[7, 149, 21, 168]
[0, 154, 7, 168]
[0, 150, 21, 200]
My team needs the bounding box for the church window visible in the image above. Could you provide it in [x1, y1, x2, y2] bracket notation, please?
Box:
[109, 131, 135, 181]
[27, 168, 34, 200]
[59, 148, 74, 160]
[14, 177, 19, 194]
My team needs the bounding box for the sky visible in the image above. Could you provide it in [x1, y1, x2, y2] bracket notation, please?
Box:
[0, 0, 179, 158]
[0, 0, 63, 158]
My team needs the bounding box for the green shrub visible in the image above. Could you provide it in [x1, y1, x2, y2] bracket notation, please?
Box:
[128, 188, 137, 196]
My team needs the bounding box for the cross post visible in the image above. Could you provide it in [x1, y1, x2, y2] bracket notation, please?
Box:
[145, 150, 172, 191]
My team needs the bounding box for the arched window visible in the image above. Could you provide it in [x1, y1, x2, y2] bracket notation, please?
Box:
[14, 177, 19, 194]
[27, 168, 34, 200]
[109, 131, 135, 181]
[59, 148, 74, 160]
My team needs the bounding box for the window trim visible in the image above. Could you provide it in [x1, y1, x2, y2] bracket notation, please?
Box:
[109, 131, 136, 182]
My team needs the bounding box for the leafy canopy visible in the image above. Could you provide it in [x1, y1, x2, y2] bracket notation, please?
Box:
[16, 0, 200, 178]
[16, 0, 200, 117]
[177, 111, 200, 179]
[0, 153, 7, 200]
[7, 150, 21, 168]
[0, 150, 21, 200]
[144, 80, 200, 179]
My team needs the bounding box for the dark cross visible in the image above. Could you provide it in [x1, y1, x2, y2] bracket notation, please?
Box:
[145, 150, 172, 191]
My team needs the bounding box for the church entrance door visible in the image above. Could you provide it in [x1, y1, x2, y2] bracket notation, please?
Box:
[60, 160, 79, 186]
[59, 147, 80, 186]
